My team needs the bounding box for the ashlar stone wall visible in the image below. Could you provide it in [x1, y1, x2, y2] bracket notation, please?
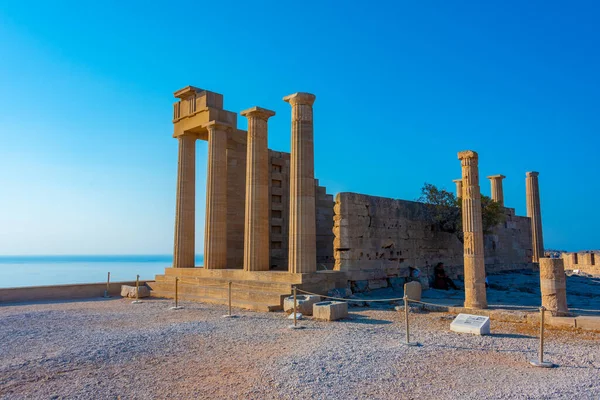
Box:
[561, 252, 600, 275]
[333, 192, 533, 283]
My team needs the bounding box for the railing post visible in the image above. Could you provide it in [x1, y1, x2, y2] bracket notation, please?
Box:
[132, 274, 142, 304]
[288, 286, 303, 329]
[222, 281, 235, 318]
[530, 306, 556, 368]
[103, 272, 111, 298]
[170, 277, 183, 310]
[403, 295, 419, 346]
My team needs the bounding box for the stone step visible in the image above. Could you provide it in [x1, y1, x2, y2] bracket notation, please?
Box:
[148, 281, 290, 311]
[150, 289, 281, 312]
[154, 274, 293, 292]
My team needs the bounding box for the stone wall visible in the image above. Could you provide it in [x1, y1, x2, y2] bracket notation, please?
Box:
[333, 192, 533, 283]
[561, 252, 600, 275]
[222, 130, 334, 269]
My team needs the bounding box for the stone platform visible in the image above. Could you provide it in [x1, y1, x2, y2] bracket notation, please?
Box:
[149, 268, 346, 312]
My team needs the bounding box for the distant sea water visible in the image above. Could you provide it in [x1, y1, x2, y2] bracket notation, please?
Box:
[0, 255, 204, 288]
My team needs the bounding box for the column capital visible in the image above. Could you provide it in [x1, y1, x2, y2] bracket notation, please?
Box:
[241, 106, 276, 120]
[202, 121, 232, 132]
[487, 174, 506, 180]
[458, 150, 478, 161]
[283, 92, 316, 106]
[526, 171, 539, 177]
[452, 178, 463, 183]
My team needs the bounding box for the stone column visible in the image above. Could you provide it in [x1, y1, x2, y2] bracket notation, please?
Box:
[539, 258, 568, 316]
[173, 134, 197, 268]
[452, 179, 463, 198]
[487, 175, 506, 206]
[241, 107, 276, 271]
[203, 122, 229, 269]
[526, 171, 544, 263]
[284, 92, 317, 274]
[458, 150, 487, 309]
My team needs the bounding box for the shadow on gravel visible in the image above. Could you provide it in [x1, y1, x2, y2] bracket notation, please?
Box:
[490, 333, 535, 339]
[337, 314, 393, 325]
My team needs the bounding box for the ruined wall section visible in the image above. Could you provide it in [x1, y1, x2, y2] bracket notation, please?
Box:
[267, 151, 334, 270]
[561, 252, 600, 275]
[333, 192, 533, 282]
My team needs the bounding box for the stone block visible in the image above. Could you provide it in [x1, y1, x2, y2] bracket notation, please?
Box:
[283, 294, 321, 316]
[120, 285, 150, 298]
[404, 281, 422, 301]
[313, 301, 348, 321]
[351, 280, 369, 293]
[575, 316, 600, 331]
[368, 279, 388, 290]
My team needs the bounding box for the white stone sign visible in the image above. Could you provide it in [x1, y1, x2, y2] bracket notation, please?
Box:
[450, 313, 490, 335]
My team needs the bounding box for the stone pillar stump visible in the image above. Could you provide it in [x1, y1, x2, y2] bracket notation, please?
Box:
[539, 258, 568, 316]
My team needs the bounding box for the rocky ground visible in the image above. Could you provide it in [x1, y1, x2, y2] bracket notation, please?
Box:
[1, 298, 599, 399]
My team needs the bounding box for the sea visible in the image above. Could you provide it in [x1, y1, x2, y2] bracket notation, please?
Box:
[0, 255, 204, 288]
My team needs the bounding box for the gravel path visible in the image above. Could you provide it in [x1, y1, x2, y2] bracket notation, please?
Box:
[1, 298, 598, 399]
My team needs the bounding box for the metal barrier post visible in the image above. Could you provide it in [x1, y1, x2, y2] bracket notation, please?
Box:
[170, 277, 183, 310]
[403, 295, 419, 346]
[103, 272, 111, 298]
[222, 281, 235, 318]
[132, 274, 143, 304]
[288, 286, 303, 329]
[530, 306, 556, 368]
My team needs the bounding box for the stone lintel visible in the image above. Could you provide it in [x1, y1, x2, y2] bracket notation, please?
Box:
[241, 106, 276, 120]
[174, 86, 204, 99]
[458, 150, 478, 160]
[283, 92, 316, 106]
[526, 171, 539, 177]
[202, 120, 232, 131]
[487, 174, 506, 180]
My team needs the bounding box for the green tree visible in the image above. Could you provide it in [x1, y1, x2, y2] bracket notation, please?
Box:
[418, 182, 505, 242]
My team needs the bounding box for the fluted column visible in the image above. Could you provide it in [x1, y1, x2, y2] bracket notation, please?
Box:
[284, 92, 316, 274]
[241, 107, 275, 271]
[203, 121, 229, 269]
[458, 150, 487, 309]
[173, 134, 197, 268]
[453, 179, 463, 198]
[526, 171, 544, 263]
[487, 174, 506, 206]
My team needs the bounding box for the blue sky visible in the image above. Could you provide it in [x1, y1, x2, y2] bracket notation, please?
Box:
[0, 0, 598, 255]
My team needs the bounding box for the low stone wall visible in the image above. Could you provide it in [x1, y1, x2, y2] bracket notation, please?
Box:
[0, 281, 153, 304]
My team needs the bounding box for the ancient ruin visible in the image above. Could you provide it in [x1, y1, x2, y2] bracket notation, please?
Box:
[526, 172, 544, 263]
[539, 257, 569, 316]
[151, 86, 546, 311]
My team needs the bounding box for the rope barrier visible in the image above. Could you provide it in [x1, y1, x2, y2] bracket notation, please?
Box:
[296, 288, 407, 303]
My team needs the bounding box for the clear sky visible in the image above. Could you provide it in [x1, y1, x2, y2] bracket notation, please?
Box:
[0, 0, 598, 255]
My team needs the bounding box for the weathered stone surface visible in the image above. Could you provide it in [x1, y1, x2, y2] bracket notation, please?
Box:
[561, 251, 600, 276]
[283, 294, 321, 315]
[313, 301, 348, 321]
[120, 285, 150, 298]
[404, 281, 422, 302]
[487, 174, 506, 206]
[539, 257, 568, 316]
[332, 192, 532, 286]
[351, 280, 369, 293]
[368, 279, 388, 290]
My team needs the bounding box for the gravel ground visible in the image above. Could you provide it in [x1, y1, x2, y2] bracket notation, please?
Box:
[1, 298, 599, 399]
